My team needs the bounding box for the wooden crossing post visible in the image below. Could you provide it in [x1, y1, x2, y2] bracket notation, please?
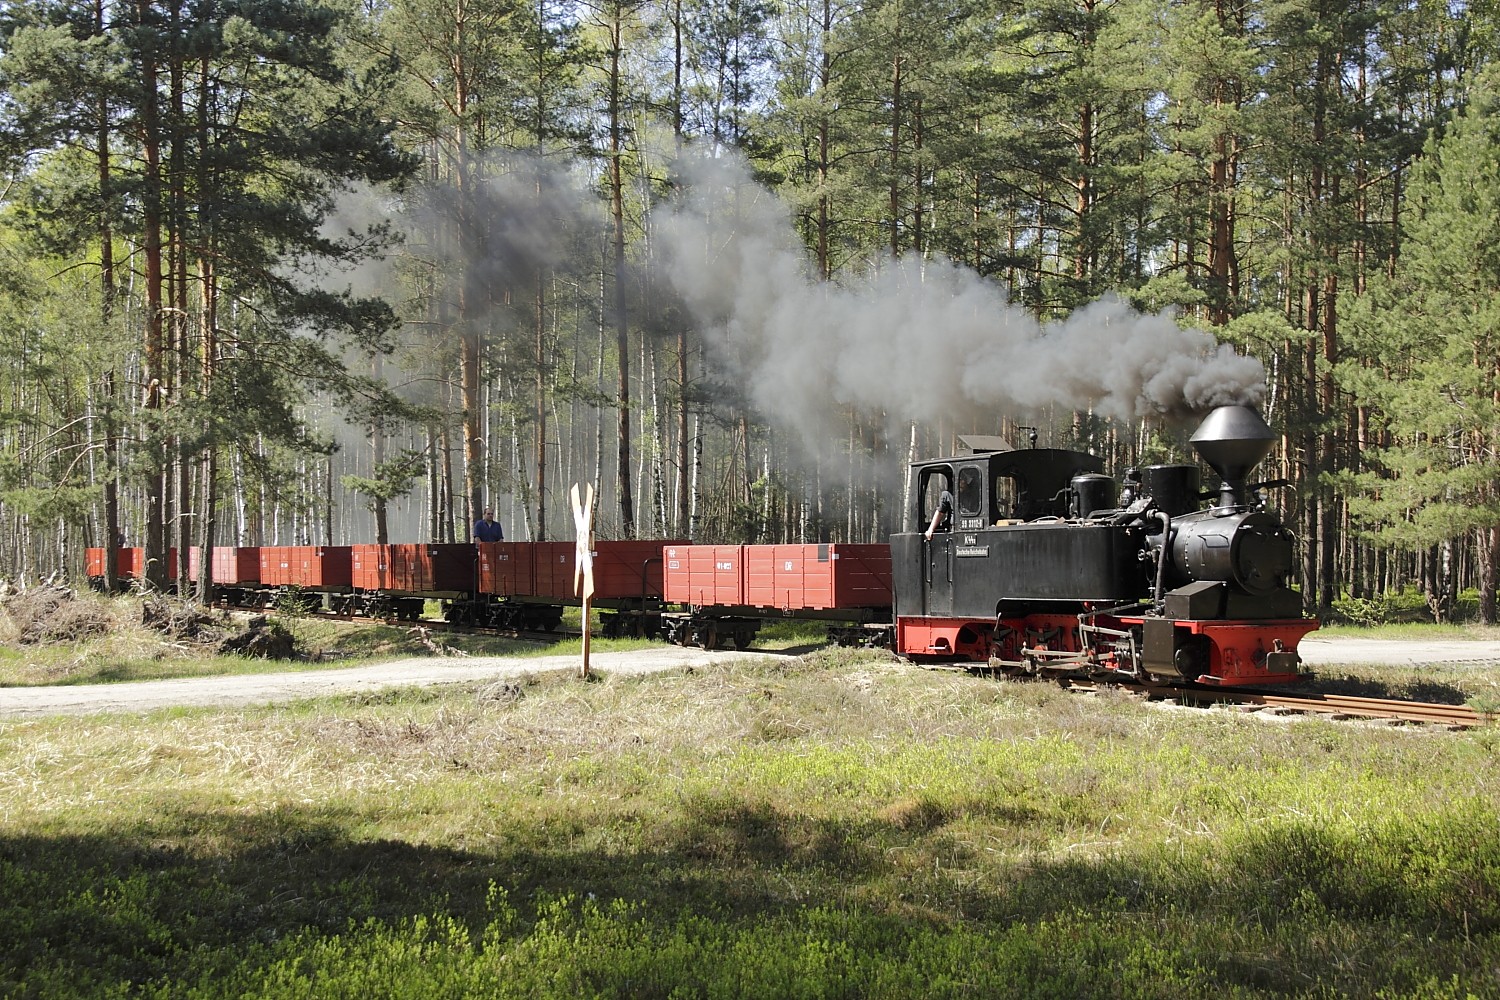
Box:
[570, 482, 596, 679]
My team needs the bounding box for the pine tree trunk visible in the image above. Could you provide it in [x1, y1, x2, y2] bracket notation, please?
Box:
[535, 268, 548, 541]
[607, 11, 634, 536]
[97, 0, 120, 591]
[1482, 524, 1499, 625]
[137, 0, 168, 589]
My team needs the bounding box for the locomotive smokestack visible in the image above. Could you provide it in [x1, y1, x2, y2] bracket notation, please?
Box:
[1190, 405, 1276, 508]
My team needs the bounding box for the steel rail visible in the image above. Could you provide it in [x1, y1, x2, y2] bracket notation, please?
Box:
[1138, 683, 1489, 729]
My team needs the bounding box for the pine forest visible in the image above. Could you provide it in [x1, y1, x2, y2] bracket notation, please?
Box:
[2, 0, 1499, 620]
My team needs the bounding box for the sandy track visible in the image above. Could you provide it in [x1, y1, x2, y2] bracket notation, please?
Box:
[4, 637, 1500, 719]
[0, 646, 767, 718]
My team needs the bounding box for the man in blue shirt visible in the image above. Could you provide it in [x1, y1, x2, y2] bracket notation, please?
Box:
[474, 509, 504, 543]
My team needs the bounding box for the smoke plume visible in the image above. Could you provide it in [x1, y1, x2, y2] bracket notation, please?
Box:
[656, 155, 1265, 445]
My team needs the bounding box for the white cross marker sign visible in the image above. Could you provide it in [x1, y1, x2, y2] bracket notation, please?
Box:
[571, 482, 595, 599]
[570, 482, 595, 678]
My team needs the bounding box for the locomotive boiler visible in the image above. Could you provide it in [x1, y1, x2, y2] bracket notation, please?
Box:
[891, 404, 1316, 686]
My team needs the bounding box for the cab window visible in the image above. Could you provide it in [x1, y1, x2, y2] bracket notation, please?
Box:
[956, 465, 983, 517]
[992, 472, 1020, 521]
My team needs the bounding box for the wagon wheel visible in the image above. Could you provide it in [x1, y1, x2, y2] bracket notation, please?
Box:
[694, 622, 718, 649]
[732, 627, 755, 650]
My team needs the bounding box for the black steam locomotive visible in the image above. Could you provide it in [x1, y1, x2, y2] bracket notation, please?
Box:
[891, 405, 1316, 686]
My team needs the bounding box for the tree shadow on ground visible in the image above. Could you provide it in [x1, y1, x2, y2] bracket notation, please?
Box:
[1305, 673, 1473, 704]
[2, 801, 1495, 996]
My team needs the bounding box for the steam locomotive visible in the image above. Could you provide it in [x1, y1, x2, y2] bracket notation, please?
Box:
[86, 404, 1317, 688]
[892, 404, 1315, 685]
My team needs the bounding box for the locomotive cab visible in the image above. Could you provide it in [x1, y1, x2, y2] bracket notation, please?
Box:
[897, 443, 1122, 658]
[912, 445, 1105, 534]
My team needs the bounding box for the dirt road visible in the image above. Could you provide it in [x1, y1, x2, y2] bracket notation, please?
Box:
[3, 637, 1499, 719]
[0, 646, 765, 718]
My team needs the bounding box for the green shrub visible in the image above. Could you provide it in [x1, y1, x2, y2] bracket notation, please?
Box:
[1330, 594, 1397, 627]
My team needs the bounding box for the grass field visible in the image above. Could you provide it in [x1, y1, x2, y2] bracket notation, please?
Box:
[3, 620, 1499, 997]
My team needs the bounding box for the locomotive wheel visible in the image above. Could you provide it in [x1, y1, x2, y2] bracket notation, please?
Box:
[1174, 635, 1212, 683]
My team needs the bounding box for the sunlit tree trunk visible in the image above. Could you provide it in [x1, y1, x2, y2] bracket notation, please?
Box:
[605, 4, 636, 535]
[136, 0, 169, 590]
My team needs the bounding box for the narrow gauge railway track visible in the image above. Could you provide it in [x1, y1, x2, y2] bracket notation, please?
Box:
[1064, 679, 1491, 729]
[1192, 687, 1488, 729]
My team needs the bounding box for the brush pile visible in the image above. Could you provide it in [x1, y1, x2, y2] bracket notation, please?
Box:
[217, 615, 298, 659]
[0, 584, 117, 645]
[140, 597, 300, 659]
[140, 594, 223, 640]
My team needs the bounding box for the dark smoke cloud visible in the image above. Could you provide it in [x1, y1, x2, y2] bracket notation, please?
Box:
[656, 154, 1265, 443]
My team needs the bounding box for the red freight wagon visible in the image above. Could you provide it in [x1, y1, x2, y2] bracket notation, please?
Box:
[400, 544, 477, 594]
[85, 547, 177, 583]
[591, 540, 678, 599]
[532, 541, 577, 600]
[214, 547, 260, 585]
[351, 544, 391, 591]
[661, 543, 895, 651]
[259, 547, 291, 586]
[744, 544, 892, 611]
[478, 542, 535, 596]
[85, 547, 138, 581]
[354, 544, 465, 593]
[293, 546, 352, 589]
[663, 544, 745, 607]
[351, 544, 476, 620]
[385, 544, 420, 592]
[88, 551, 178, 581]
[260, 546, 352, 589]
[186, 546, 260, 586]
[506, 540, 682, 602]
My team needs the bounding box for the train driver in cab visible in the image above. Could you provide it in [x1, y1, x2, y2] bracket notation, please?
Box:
[924, 489, 953, 541]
